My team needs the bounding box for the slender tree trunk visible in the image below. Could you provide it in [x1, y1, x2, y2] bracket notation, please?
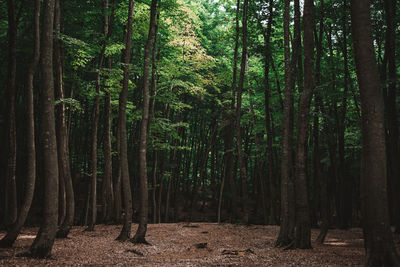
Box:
[293, 0, 314, 249]
[29, 0, 59, 258]
[311, 0, 324, 230]
[113, 119, 122, 223]
[0, 0, 40, 248]
[383, 0, 400, 233]
[54, 0, 66, 227]
[152, 151, 158, 223]
[102, 83, 113, 223]
[337, 0, 351, 230]
[102, 63, 115, 227]
[276, 0, 298, 247]
[350, 0, 400, 265]
[54, 0, 75, 238]
[235, 0, 249, 225]
[261, 0, 277, 225]
[131, 0, 158, 244]
[2, 0, 18, 230]
[116, 0, 135, 241]
[224, 0, 241, 222]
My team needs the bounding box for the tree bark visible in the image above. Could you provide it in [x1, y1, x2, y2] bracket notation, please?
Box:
[350, 0, 400, 265]
[131, 0, 158, 244]
[29, 0, 59, 258]
[293, 0, 314, 249]
[223, 0, 241, 222]
[276, 0, 298, 247]
[2, 0, 18, 230]
[54, 0, 75, 238]
[383, 0, 400, 233]
[86, 0, 112, 232]
[116, 0, 135, 241]
[235, 0, 249, 225]
[0, 0, 40, 248]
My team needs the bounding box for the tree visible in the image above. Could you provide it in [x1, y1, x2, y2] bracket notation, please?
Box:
[236, 0, 249, 225]
[383, 0, 400, 234]
[293, 0, 314, 249]
[276, 0, 298, 247]
[116, 0, 135, 242]
[54, 0, 75, 238]
[0, 0, 40, 248]
[350, 0, 400, 265]
[28, 0, 59, 258]
[132, 0, 158, 244]
[2, 0, 18, 230]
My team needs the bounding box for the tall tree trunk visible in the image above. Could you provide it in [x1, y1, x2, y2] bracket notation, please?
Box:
[293, 0, 314, 249]
[54, 0, 74, 238]
[0, 0, 40, 248]
[383, 0, 400, 233]
[311, 0, 324, 230]
[337, 0, 351, 229]
[350, 0, 400, 265]
[2, 0, 18, 230]
[87, 0, 112, 232]
[224, 0, 241, 222]
[235, 0, 249, 225]
[102, 67, 113, 223]
[131, 0, 158, 244]
[29, 0, 59, 258]
[54, 0, 66, 227]
[116, 0, 135, 241]
[276, 0, 298, 247]
[261, 0, 277, 225]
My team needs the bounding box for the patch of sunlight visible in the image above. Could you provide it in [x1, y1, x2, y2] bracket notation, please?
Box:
[19, 235, 36, 239]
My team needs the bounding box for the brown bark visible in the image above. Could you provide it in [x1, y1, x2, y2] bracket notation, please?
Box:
[276, 0, 299, 248]
[87, 0, 112, 232]
[0, 0, 40, 248]
[102, 72, 113, 223]
[383, 0, 400, 233]
[293, 0, 314, 249]
[236, 0, 249, 225]
[116, 0, 135, 241]
[54, 0, 66, 227]
[29, 0, 59, 258]
[337, 0, 352, 230]
[131, 0, 158, 244]
[3, 0, 18, 230]
[350, 0, 400, 265]
[260, 0, 277, 225]
[54, 0, 75, 239]
[222, 0, 241, 222]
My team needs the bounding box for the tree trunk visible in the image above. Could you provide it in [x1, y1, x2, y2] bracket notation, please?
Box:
[350, 0, 400, 265]
[223, 0, 241, 223]
[54, 0, 66, 227]
[54, 0, 75, 238]
[261, 0, 277, 225]
[116, 0, 135, 241]
[131, 0, 158, 244]
[0, 0, 40, 248]
[293, 0, 314, 249]
[2, 0, 18, 230]
[383, 0, 400, 233]
[336, 0, 351, 230]
[29, 0, 59, 258]
[235, 0, 249, 225]
[276, 0, 298, 248]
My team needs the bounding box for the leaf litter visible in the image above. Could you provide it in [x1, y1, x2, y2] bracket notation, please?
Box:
[0, 223, 386, 266]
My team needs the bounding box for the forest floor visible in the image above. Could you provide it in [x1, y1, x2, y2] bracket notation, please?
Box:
[0, 223, 383, 266]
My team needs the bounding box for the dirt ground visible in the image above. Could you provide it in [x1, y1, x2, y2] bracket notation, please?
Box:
[0, 223, 371, 266]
